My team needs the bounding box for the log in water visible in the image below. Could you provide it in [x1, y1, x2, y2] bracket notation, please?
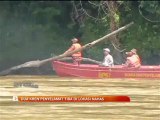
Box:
[0, 75, 159, 120]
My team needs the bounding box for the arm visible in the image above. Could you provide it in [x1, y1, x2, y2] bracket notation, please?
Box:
[64, 45, 75, 54]
[100, 57, 109, 67]
[108, 56, 114, 65]
[123, 59, 130, 67]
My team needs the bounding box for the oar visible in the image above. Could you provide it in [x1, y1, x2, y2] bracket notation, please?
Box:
[0, 22, 134, 76]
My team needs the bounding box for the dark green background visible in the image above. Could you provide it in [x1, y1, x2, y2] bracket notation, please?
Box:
[0, 1, 159, 74]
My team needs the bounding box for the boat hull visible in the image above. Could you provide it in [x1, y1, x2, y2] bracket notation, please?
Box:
[52, 61, 160, 79]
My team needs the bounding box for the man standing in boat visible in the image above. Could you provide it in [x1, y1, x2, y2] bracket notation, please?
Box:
[123, 48, 141, 68]
[63, 38, 82, 64]
[100, 48, 114, 67]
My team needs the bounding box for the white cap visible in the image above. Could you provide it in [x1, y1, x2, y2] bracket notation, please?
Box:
[71, 38, 79, 42]
[103, 48, 110, 52]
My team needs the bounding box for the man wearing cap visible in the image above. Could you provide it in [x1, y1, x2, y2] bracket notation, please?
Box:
[123, 48, 141, 68]
[131, 49, 141, 62]
[100, 48, 114, 67]
[63, 38, 82, 64]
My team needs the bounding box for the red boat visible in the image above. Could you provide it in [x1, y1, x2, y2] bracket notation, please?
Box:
[52, 61, 160, 79]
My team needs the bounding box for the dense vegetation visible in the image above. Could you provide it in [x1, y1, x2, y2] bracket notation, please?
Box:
[0, 1, 159, 72]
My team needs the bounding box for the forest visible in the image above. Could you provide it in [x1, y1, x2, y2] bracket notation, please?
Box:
[0, 1, 160, 73]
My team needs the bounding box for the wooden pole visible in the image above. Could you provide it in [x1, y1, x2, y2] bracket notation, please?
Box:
[0, 22, 134, 76]
[59, 57, 101, 64]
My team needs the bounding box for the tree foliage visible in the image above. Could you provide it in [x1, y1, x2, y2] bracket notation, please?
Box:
[0, 1, 159, 71]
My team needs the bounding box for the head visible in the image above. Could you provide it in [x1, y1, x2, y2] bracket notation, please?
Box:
[130, 48, 137, 55]
[103, 48, 110, 55]
[125, 52, 132, 57]
[71, 38, 79, 43]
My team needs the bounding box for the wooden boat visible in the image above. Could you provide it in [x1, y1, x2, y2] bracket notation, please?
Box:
[52, 61, 160, 79]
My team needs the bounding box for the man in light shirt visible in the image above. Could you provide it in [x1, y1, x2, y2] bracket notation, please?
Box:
[100, 48, 114, 67]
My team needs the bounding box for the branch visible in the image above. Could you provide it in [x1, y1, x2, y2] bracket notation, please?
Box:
[88, 1, 100, 7]
[138, 6, 160, 23]
[80, 1, 104, 21]
[111, 41, 126, 52]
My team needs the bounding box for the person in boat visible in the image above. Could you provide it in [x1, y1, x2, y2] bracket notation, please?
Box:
[63, 38, 82, 64]
[123, 48, 141, 68]
[100, 48, 114, 67]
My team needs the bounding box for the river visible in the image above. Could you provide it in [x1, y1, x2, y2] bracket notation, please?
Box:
[0, 75, 159, 120]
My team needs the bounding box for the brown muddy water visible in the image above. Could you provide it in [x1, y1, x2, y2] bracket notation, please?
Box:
[0, 75, 159, 120]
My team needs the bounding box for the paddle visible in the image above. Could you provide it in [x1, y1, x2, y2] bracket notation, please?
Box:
[0, 22, 134, 76]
